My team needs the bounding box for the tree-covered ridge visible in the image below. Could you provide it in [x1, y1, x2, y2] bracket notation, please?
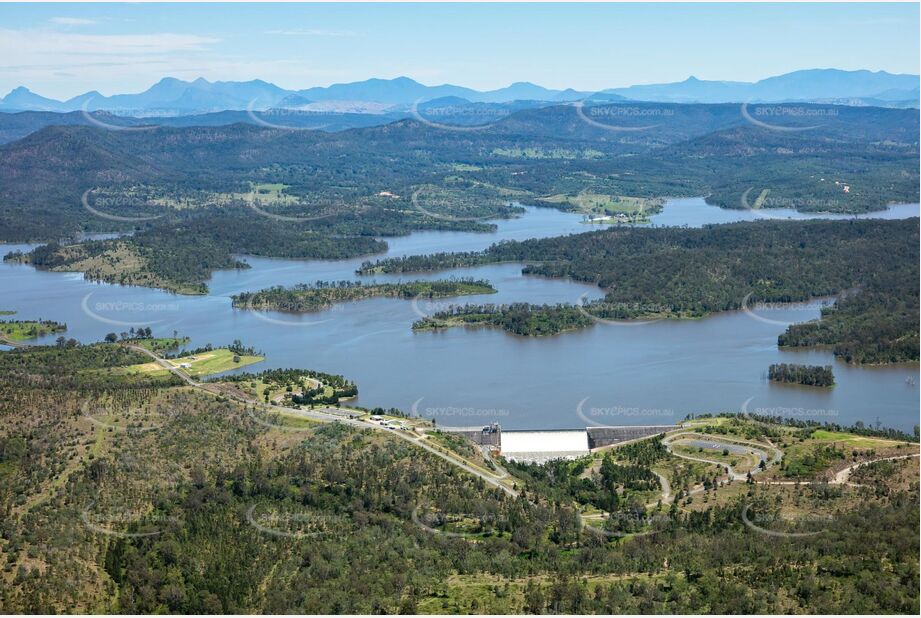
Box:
[231, 279, 496, 312]
[376, 218, 919, 362]
[9, 215, 388, 294]
[0, 102, 917, 242]
[412, 303, 594, 336]
[0, 340, 180, 390]
[0, 341, 918, 613]
[358, 250, 493, 275]
[778, 279, 920, 364]
[768, 363, 835, 387]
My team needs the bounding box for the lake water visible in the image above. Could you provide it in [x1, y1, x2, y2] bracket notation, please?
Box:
[648, 197, 920, 227]
[2, 198, 918, 432]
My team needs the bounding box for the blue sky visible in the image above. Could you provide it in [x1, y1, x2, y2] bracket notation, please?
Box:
[1, 2, 918, 99]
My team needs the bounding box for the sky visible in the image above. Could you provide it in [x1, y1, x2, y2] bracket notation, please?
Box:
[0, 2, 918, 99]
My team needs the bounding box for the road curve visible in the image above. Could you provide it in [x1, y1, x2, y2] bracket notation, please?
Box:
[833, 452, 921, 484]
[123, 344, 518, 497]
[663, 433, 778, 482]
[645, 470, 672, 508]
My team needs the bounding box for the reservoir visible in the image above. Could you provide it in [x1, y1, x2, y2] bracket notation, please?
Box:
[2, 198, 918, 432]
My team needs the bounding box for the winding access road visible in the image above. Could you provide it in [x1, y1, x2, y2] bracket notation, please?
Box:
[124, 344, 518, 497]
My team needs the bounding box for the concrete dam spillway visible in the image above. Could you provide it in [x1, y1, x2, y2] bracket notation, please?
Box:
[501, 430, 591, 463]
[442, 424, 678, 463]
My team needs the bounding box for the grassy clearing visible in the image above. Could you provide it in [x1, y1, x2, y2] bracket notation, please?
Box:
[538, 192, 663, 222]
[48, 241, 205, 295]
[118, 348, 263, 379]
[147, 183, 302, 210]
[776, 429, 918, 479]
[272, 413, 322, 429]
[492, 147, 604, 160]
[168, 349, 264, 377]
[809, 429, 910, 448]
[0, 320, 66, 341]
[451, 163, 483, 172]
[129, 337, 190, 354]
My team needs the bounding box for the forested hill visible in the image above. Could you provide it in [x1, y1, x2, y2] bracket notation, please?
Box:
[363, 218, 921, 363]
[0, 101, 917, 241]
[1, 340, 919, 613]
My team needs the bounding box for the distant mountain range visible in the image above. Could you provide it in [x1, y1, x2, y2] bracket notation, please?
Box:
[1, 69, 917, 115]
[601, 69, 918, 104]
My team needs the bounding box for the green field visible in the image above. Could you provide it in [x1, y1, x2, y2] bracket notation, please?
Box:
[0, 320, 66, 341]
[809, 429, 910, 448]
[119, 348, 264, 379]
[129, 337, 190, 354]
[537, 192, 663, 222]
[169, 349, 264, 377]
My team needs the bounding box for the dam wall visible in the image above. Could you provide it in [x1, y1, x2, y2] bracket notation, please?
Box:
[439, 423, 501, 448]
[441, 424, 678, 461]
[586, 425, 677, 449]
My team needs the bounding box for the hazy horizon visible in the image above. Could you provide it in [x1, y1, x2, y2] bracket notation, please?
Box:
[1, 2, 918, 99]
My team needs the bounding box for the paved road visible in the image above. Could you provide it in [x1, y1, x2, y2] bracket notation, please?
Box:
[480, 446, 511, 480]
[124, 344, 517, 497]
[663, 432, 778, 482]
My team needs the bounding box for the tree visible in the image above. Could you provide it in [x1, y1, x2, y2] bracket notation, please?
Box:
[105, 332, 118, 343]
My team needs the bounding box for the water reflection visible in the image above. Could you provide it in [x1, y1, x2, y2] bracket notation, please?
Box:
[1, 201, 917, 431]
